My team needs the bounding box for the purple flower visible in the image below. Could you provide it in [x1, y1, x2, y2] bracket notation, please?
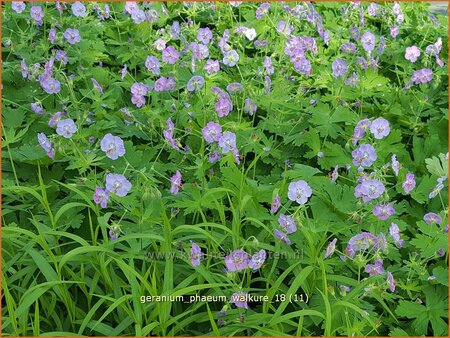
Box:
[365, 259, 384, 276]
[248, 250, 266, 270]
[270, 194, 281, 214]
[391, 154, 400, 176]
[170, 21, 180, 39]
[205, 59, 220, 74]
[264, 76, 271, 94]
[64, 28, 81, 45]
[145, 56, 161, 75]
[224, 249, 249, 272]
[402, 173, 416, 194]
[278, 214, 297, 234]
[344, 72, 359, 87]
[332, 58, 347, 78]
[37, 133, 54, 159]
[131, 9, 146, 24]
[369, 118, 390, 139]
[331, 166, 339, 183]
[191, 42, 209, 60]
[190, 242, 201, 267]
[40, 77, 61, 94]
[372, 204, 395, 220]
[287, 180, 312, 205]
[324, 238, 337, 258]
[31, 102, 44, 115]
[197, 27, 213, 44]
[100, 133, 126, 160]
[410, 69, 433, 85]
[202, 121, 222, 144]
[244, 98, 257, 116]
[231, 291, 248, 309]
[345, 232, 379, 258]
[218, 131, 237, 153]
[48, 111, 66, 128]
[255, 2, 270, 19]
[56, 118, 77, 139]
[131, 82, 148, 96]
[367, 2, 378, 16]
[71, 2, 87, 17]
[294, 57, 312, 76]
[387, 272, 395, 292]
[208, 151, 221, 164]
[131, 95, 145, 108]
[55, 50, 68, 64]
[170, 171, 182, 195]
[30, 6, 44, 24]
[349, 26, 360, 40]
[105, 174, 132, 197]
[276, 20, 292, 35]
[390, 26, 399, 38]
[263, 56, 274, 75]
[274, 229, 291, 245]
[91, 78, 103, 94]
[352, 119, 372, 145]
[355, 179, 385, 203]
[186, 75, 205, 92]
[423, 212, 442, 225]
[226, 83, 243, 94]
[405, 46, 420, 63]
[389, 222, 404, 248]
[162, 46, 179, 64]
[352, 144, 377, 168]
[48, 28, 56, 43]
[361, 32, 376, 52]
[223, 50, 239, 67]
[93, 187, 109, 208]
[341, 42, 357, 54]
[215, 95, 233, 117]
[12, 2, 26, 13]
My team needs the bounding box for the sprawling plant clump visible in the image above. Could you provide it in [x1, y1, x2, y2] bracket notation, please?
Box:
[2, 1, 448, 336]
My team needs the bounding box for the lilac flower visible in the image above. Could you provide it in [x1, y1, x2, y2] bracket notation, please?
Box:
[369, 118, 390, 139]
[425, 37, 442, 56]
[365, 259, 384, 276]
[30, 6, 44, 25]
[391, 154, 400, 176]
[345, 232, 379, 258]
[405, 46, 421, 63]
[202, 122, 222, 144]
[352, 144, 377, 168]
[324, 238, 337, 258]
[12, 2, 26, 13]
[191, 43, 209, 60]
[344, 72, 359, 87]
[105, 174, 132, 197]
[278, 214, 297, 234]
[205, 59, 220, 74]
[341, 42, 357, 54]
[263, 56, 274, 75]
[145, 56, 161, 75]
[190, 242, 201, 267]
[332, 58, 347, 78]
[131, 95, 145, 108]
[274, 229, 291, 245]
[154, 38, 166, 51]
[100, 133, 126, 160]
[208, 151, 221, 164]
[402, 173, 416, 194]
[64, 28, 81, 44]
[186, 76, 205, 92]
[248, 250, 266, 270]
[223, 50, 239, 67]
[231, 291, 248, 309]
[224, 249, 249, 272]
[146, 9, 159, 23]
[367, 3, 378, 16]
[294, 58, 312, 76]
[389, 222, 404, 248]
[131, 82, 148, 96]
[55, 50, 68, 64]
[91, 78, 103, 94]
[254, 40, 268, 48]
[40, 77, 61, 94]
[410, 69, 433, 85]
[197, 27, 213, 44]
[71, 2, 87, 17]
[215, 95, 233, 118]
[56, 118, 77, 139]
[390, 26, 399, 38]
[48, 28, 56, 43]
[37, 133, 54, 159]
[264, 76, 272, 94]
[287, 180, 312, 205]
[255, 3, 270, 19]
[162, 46, 179, 64]
[20, 59, 28, 78]
[226, 83, 243, 94]
[48, 111, 66, 128]
[423, 212, 442, 225]
[93, 187, 109, 208]
[218, 131, 237, 153]
[361, 32, 376, 52]
[354, 179, 385, 203]
[372, 204, 395, 220]
[170, 21, 180, 39]
[349, 26, 360, 40]
[331, 166, 339, 183]
[276, 21, 292, 35]
[387, 272, 396, 292]
[31, 102, 44, 115]
[270, 194, 281, 214]
[168, 171, 183, 195]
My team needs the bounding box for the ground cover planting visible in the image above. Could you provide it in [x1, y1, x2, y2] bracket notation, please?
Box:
[1, 1, 449, 336]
